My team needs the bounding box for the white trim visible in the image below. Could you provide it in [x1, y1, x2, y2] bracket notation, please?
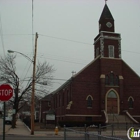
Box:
[96, 47, 99, 57]
[128, 96, 134, 101]
[94, 37, 121, 45]
[125, 111, 139, 124]
[56, 114, 102, 117]
[102, 110, 108, 123]
[101, 31, 121, 36]
[119, 75, 123, 80]
[86, 95, 93, 100]
[132, 116, 140, 117]
[105, 89, 120, 114]
[65, 114, 101, 117]
[94, 34, 121, 45]
[100, 57, 121, 60]
[100, 74, 105, 79]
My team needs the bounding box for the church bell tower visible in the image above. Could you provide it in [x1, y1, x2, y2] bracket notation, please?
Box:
[94, 3, 121, 59]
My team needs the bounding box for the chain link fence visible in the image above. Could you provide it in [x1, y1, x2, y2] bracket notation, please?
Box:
[64, 125, 127, 140]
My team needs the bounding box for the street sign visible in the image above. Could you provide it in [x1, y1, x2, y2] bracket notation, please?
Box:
[0, 84, 13, 101]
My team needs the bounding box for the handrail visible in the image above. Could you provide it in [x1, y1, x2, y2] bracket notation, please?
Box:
[102, 110, 108, 123]
[124, 110, 139, 124]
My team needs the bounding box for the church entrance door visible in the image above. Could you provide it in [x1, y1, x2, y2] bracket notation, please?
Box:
[107, 90, 118, 114]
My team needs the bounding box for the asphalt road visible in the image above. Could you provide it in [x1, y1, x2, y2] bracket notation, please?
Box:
[0, 135, 64, 140]
[0, 135, 85, 140]
[0, 135, 129, 140]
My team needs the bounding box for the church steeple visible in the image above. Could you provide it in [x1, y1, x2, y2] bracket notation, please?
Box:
[99, 4, 115, 32]
[94, 3, 121, 59]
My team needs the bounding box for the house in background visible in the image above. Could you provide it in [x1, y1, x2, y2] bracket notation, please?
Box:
[40, 3, 140, 126]
[39, 94, 52, 123]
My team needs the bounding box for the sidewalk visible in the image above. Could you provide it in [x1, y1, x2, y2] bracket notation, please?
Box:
[5, 119, 64, 137]
[6, 119, 30, 136]
[2, 119, 128, 138]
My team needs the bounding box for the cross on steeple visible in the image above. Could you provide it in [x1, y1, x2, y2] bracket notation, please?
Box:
[105, 0, 107, 4]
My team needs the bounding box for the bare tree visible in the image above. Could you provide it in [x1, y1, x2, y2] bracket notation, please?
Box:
[0, 54, 54, 128]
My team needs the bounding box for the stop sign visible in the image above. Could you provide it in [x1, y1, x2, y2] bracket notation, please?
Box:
[0, 84, 13, 101]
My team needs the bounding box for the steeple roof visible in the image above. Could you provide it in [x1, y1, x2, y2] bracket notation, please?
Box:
[99, 4, 114, 21]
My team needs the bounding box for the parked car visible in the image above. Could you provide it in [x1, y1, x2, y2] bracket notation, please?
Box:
[5, 116, 12, 124]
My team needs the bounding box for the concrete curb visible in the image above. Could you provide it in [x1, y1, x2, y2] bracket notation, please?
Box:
[22, 121, 31, 132]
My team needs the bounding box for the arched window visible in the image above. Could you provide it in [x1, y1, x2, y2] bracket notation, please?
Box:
[105, 72, 119, 86]
[86, 95, 93, 108]
[115, 75, 119, 85]
[110, 73, 114, 85]
[105, 75, 109, 85]
[87, 96, 92, 107]
[128, 97, 134, 109]
[108, 90, 117, 98]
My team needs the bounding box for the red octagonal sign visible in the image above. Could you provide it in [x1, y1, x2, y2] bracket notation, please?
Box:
[0, 84, 13, 101]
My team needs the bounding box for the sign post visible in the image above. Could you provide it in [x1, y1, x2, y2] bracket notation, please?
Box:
[3, 102, 5, 140]
[0, 84, 13, 140]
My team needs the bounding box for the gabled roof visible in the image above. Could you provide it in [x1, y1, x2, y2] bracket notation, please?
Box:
[50, 56, 100, 95]
[51, 78, 72, 95]
[72, 55, 100, 78]
[99, 4, 114, 21]
[41, 93, 52, 101]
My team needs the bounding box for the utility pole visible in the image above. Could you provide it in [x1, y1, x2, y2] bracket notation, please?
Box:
[31, 32, 38, 135]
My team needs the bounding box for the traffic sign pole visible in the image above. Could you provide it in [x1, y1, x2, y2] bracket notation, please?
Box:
[0, 84, 13, 140]
[3, 102, 5, 140]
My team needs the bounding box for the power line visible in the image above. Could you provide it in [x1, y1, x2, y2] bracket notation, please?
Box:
[2, 33, 140, 56]
[38, 52, 89, 62]
[0, 10, 5, 57]
[2, 34, 32, 36]
[122, 49, 140, 55]
[39, 34, 92, 45]
[32, 0, 34, 54]
[38, 55, 87, 65]
[20, 58, 33, 85]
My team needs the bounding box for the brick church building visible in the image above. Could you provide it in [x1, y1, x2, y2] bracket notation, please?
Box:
[41, 3, 140, 126]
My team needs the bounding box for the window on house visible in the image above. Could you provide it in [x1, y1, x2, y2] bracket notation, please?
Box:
[128, 97, 134, 109]
[87, 96, 92, 107]
[108, 45, 114, 58]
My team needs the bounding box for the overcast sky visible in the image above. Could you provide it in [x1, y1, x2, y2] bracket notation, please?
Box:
[0, 0, 140, 94]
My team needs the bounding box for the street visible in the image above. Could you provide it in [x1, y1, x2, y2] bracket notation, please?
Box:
[0, 135, 129, 140]
[0, 135, 64, 140]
